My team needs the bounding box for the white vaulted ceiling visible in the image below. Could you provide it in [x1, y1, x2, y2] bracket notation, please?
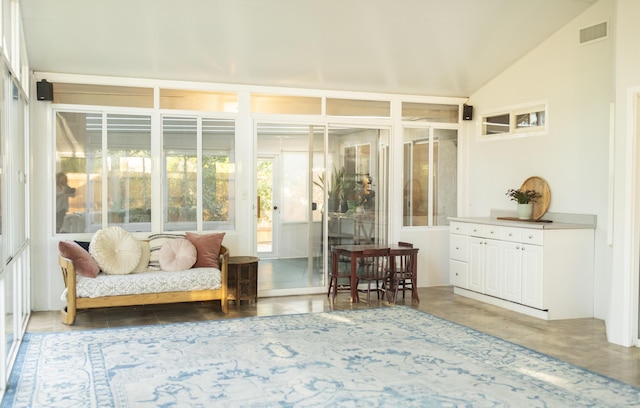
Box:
[20, 0, 595, 97]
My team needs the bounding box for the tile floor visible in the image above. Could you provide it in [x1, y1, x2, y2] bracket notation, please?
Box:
[27, 286, 640, 388]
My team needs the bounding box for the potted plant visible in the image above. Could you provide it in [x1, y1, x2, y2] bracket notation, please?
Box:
[314, 165, 345, 212]
[505, 188, 541, 219]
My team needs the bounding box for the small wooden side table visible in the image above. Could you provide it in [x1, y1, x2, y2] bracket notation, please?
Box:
[227, 256, 259, 305]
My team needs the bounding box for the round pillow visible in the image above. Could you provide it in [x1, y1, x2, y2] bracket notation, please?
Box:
[158, 238, 197, 272]
[89, 226, 142, 275]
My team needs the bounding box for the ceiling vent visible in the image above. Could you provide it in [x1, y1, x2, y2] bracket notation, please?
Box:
[579, 21, 608, 45]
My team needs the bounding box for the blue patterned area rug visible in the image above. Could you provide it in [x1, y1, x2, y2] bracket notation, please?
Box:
[2, 307, 639, 407]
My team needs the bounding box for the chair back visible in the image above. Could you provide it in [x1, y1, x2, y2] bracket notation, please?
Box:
[393, 242, 414, 279]
[360, 248, 390, 279]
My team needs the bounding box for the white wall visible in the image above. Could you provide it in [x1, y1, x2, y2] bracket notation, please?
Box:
[609, 0, 640, 346]
[467, 1, 622, 340]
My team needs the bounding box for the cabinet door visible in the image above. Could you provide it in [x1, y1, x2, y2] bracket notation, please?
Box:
[483, 239, 502, 297]
[501, 241, 522, 303]
[450, 260, 469, 288]
[469, 237, 485, 293]
[521, 244, 544, 309]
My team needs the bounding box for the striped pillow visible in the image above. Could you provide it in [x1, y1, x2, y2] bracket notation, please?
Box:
[147, 233, 185, 270]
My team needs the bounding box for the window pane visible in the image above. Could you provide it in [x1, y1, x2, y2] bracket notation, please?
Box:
[202, 118, 235, 230]
[55, 112, 102, 233]
[326, 98, 390, 117]
[53, 83, 154, 108]
[282, 152, 308, 223]
[482, 113, 510, 135]
[251, 94, 321, 115]
[515, 110, 545, 129]
[107, 114, 152, 232]
[160, 89, 238, 112]
[402, 128, 429, 227]
[328, 127, 388, 245]
[164, 116, 197, 231]
[434, 129, 457, 226]
[402, 102, 459, 123]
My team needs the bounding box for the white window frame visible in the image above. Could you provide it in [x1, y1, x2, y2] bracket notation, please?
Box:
[479, 101, 548, 140]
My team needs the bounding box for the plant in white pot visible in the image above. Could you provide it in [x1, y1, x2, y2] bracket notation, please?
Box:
[505, 188, 541, 219]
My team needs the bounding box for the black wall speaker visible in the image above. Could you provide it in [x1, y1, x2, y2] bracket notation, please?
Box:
[463, 104, 473, 121]
[37, 80, 53, 101]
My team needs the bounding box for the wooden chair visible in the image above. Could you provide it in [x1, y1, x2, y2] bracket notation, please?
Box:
[357, 248, 390, 304]
[388, 242, 418, 303]
[327, 250, 355, 300]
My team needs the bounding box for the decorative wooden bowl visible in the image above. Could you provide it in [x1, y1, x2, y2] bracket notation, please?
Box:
[520, 176, 551, 220]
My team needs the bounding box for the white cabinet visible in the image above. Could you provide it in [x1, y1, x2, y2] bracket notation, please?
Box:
[468, 224, 502, 295]
[449, 222, 469, 288]
[469, 237, 501, 295]
[521, 244, 543, 308]
[482, 239, 502, 297]
[501, 240, 542, 306]
[501, 241, 523, 303]
[449, 219, 594, 320]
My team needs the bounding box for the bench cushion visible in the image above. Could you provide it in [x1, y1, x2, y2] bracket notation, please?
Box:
[75, 267, 222, 298]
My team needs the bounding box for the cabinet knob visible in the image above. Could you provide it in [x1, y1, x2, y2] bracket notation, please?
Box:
[508, 233, 513, 237]
[521, 247, 525, 251]
[455, 247, 459, 250]
[528, 235, 533, 239]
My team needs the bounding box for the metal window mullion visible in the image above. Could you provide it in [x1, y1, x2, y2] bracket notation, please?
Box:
[428, 128, 434, 227]
[101, 113, 108, 227]
[404, 141, 414, 227]
[197, 117, 203, 231]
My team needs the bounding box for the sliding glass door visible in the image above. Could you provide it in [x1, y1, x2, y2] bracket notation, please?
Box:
[256, 123, 325, 294]
[326, 126, 389, 249]
[255, 122, 389, 295]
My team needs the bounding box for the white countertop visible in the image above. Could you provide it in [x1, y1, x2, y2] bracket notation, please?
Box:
[449, 211, 596, 230]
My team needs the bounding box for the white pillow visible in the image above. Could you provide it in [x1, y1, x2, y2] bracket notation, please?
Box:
[158, 238, 197, 272]
[131, 240, 151, 273]
[89, 226, 142, 275]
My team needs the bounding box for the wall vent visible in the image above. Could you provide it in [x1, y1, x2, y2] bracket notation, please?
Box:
[579, 21, 608, 44]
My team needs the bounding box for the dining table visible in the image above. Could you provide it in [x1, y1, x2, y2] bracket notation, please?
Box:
[331, 243, 419, 303]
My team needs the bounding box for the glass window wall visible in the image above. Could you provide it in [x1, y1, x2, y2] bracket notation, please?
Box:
[163, 116, 235, 231]
[403, 127, 457, 227]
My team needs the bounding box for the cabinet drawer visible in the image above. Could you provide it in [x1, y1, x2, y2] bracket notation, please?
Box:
[521, 229, 543, 245]
[468, 224, 484, 237]
[450, 222, 469, 235]
[501, 227, 522, 242]
[450, 260, 469, 288]
[483, 224, 502, 239]
[450, 234, 469, 262]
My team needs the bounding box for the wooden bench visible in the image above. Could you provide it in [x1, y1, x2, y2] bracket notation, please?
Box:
[59, 245, 229, 325]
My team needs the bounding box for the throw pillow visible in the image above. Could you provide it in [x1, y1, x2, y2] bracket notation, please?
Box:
[89, 226, 142, 275]
[186, 232, 225, 269]
[131, 240, 151, 273]
[74, 240, 91, 252]
[58, 240, 100, 278]
[148, 233, 185, 270]
[158, 238, 197, 272]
